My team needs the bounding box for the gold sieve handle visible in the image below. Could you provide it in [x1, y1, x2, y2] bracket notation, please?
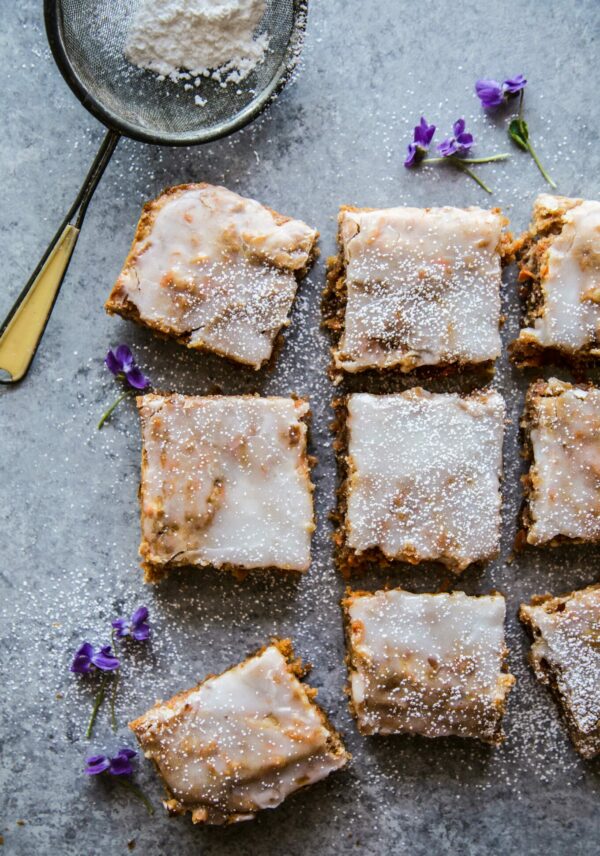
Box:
[0, 224, 79, 382]
[0, 128, 119, 383]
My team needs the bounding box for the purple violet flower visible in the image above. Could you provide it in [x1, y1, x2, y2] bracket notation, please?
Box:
[437, 118, 474, 157]
[84, 754, 112, 776]
[404, 116, 436, 167]
[112, 606, 150, 642]
[85, 748, 137, 777]
[105, 345, 150, 391]
[503, 74, 527, 95]
[475, 74, 527, 108]
[475, 78, 504, 108]
[414, 116, 436, 147]
[71, 642, 120, 674]
[84, 749, 154, 814]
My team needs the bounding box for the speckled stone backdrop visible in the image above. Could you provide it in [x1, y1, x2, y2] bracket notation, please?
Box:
[1, 1, 600, 854]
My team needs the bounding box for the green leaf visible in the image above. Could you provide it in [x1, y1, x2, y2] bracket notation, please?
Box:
[509, 118, 529, 150]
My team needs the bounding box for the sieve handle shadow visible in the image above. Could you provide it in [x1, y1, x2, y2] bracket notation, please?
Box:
[0, 128, 119, 383]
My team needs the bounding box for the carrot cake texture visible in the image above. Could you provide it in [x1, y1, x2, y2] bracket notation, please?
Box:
[342, 588, 515, 743]
[335, 389, 505, 575]
[137, 394, 314, 582]
[519, 584, 600, 759]
[105, 183, 319, 370]
[129, 640, 349, 825]
[520, 378, 600, 547]
[324, 204, 511, 375]
[511, 194, 600, 366]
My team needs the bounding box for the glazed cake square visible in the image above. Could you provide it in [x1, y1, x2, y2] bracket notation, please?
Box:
[326, 205, 508, 374]
[130, 640, 349, 825]
[511, 194, 600, 366]
[520, 584, 600, 758]
[337, 389, 505, 573]
[342, 588, 515, 743]
[521, 378, 600, 546]
[106, 183, 318, 370]
[137, 394, 314, 581]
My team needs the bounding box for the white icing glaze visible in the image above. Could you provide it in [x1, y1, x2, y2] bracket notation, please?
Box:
[526, 378, 600, 544]
[517, 194, 600, 353]
[345, 589, 514, 740]
[333, 205, 503, 372]
[345, 390, 504, 571]
[130, 644, 348, 824]
[521, 585, 600, 756]
[138, 395, 314, 572]
[108, 184, 318, 369]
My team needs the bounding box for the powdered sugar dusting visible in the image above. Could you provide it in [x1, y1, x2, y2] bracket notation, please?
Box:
[521, 585, 600, 757]
[125, 0, 269, 92]
[345, 390, 505, 572]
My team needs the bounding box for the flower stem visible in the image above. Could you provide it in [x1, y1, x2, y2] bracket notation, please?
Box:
[98, 391, 131, 430]
[422, 154, 509, 164]
[525, 139, 557, 188]
[452, 160, 493, 194]
[516, 91, 556, 188]
[86, 676, 108, 739]
[460, 154, 510, 163]
[116, 779, 155, 815]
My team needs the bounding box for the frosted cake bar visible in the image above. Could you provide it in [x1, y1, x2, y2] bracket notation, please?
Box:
[511, 194, 600, 365]
[106, 183, 318, 370]
[336, 389, 505, 574]
[343, 588, 515, 743]
[520, 584, 600, 758]
[520, 378, 600, 546]
[325, 205, 509, 374]
[137, 394, 314, 581]
[130, 640, 349, 825]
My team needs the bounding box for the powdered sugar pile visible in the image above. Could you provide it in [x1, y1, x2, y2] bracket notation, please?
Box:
[125, 0, 269, 94]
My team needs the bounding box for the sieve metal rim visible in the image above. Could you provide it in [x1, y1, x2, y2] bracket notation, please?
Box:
[44, 0, 308, 146]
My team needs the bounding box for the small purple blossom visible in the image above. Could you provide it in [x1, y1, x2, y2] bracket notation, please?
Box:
[404, 116, 436, 167]
[437, 118, 474, 157]
[84, 754, 112, 775]
[105, 345, 150, 390]
[112, 606, 150, 642]
[85, 748, 137, 777]
[413, 116, 436, 147]
[475, 78, 504, 108]
[71, 642, 120, 674]
[475, 74, 527, 108]
[503, 74, 527, 95]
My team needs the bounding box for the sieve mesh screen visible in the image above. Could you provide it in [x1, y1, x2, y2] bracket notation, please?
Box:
[50, 0, 306, 144]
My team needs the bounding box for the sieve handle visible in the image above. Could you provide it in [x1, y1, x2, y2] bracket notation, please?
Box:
[0, 128, 119, 383]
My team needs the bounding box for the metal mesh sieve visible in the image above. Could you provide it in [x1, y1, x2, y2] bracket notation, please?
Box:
[46, 0, 307, 145]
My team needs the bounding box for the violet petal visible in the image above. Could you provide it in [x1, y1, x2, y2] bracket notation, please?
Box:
[70, 642, 95, 674]
[114, 345, 134, 371]
[503, 74, 527, 94]
[131, 606, 149, 628]
[414, 116, 435, 147]
[109, 755, 134, 776]
[111, 617, 129, 639]
[453, 118, 466, 137]
[125, 366, 150, 390]
[475, 78, 504, 108]
[85, 755, 111, 776]
[404, 142, 419, 168]
[104, 350, 122, 377]
[91, 645, 120, 672]
[437, 138, 457, 157]
[132, 624, 150, 642]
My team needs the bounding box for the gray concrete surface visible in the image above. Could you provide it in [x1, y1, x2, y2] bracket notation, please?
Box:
[1, 1, 599, 853]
